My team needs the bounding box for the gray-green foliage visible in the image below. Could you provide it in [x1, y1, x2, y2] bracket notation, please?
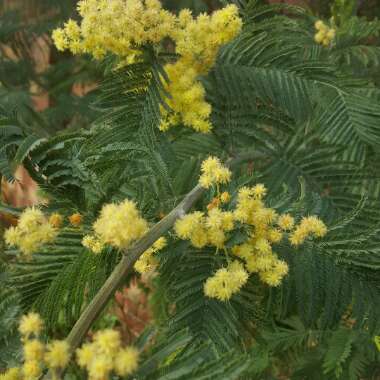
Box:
[1, 1, 380, 378]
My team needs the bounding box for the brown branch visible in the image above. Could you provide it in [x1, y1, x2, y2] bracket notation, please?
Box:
[66, 184, 204, 352]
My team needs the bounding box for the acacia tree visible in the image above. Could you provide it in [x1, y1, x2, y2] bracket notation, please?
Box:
[1, 0, 380, 379]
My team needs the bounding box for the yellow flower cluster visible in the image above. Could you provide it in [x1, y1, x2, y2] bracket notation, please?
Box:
[19, 312, 43, 338]
[1, 314, 139, 380]
[82, 234, 105, 254]
[289, 216, 328, 246]
[4, 208, 58, 258]
[53, 2, 242, 133]
[314, 20, 336, 46]
[159, 60, 212, 133]
[175, 181, 327, 300]
[1, 313, 70, 379]
[134, 236, 167, 273]
[76, 329, 139, 379]
[160, 5, 242, 132]
[92, 199, 148, 250]
[175, 207, 234, 249]
[204, 261, 248, 301]
[0, 368, 20, 380]
[52, 0, 176, 59]
[199, 156, 231, 189]
[229, 185, 290, 287]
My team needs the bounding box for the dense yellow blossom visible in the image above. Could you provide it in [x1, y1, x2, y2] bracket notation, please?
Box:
[204, 261, 248, 301]
[19, 312, 43, 338]
[8, 313, 140, 380]
[82, 235, 105, 254]
[174, 211, 205, 240]
[175, 207, 234, 249]
[175, 175, 327, 299]
[76, 343, 95, 368]
[159, 60, 212, 133]
[53, 0, 176, 59]
[159, 5, 242, 132]
[114, 347, 139, 376]
[44, 340, 70, 369]
[289, 216, 327, 246]
[93, 329, 121, 355]
[93, 199, 148, 250]
[134, 236, 167, 274]
[23, 340, 44, 362]
[199, 156, 231, 188]
[53, 1, 242, 133]
[74, 328, 139, 379]
[277, 214, 295, 231]
[4, 207, 58, 258]
[259, 259, 289, 287]
[88, 357, 114, 380]
[0, 368, 21, 380]
[314, 19, 336, 46]
[22, 360, 42, 379]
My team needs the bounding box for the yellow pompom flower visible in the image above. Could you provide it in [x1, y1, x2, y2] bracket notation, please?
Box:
[93, 199, 148, 250]
[45, 340, 70, 369]
[152, 236, 167, 251]
[255, 238, 272, 254]
[314, 20, 327, 31]
[289, 216, 327, 246]
[0, 368, 21, 380]
[134, 236, 166, 273]
[17, 207, 44, 230]
[314, 31, 326, 43]
[88, 356, 113, 380]
[93, 329, 121, 355]
[267, 228, 283, 243]
[252, 184, 267, 199]
[82, 235, 105, 254]
[19, 312, 43, 338]
[76, 343, 95, 369]
[204, 261, 248, 301]
[199, 156, 231, 188]
[114, 347, 139, 376]
[23, 340, 44, 362]
[322, 37, 330, 46]
[4, 227, 21, 247]
[277, 214, 295, 231]
[52, 28, 68, 51]
[326, 29, 336, 39]
[314, 20, 335, 46]
[174, 212, 205, 240]
[259, 269, 283, 287]
[134, 253, 156, 274]
[4, 208, 58, 258]
[22, 360, 42, 379]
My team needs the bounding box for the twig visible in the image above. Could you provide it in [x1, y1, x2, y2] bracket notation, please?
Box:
[66, 184, 204, 352]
